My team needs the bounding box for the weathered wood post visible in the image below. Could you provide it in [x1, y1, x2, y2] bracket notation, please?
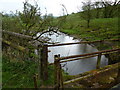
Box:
[96, 53, 102, 69]
[105, 54, 112, 65]
[33, 75, 38, 88]
[41, 43, 48, 81]
[116, 63, 120, 83]
[37, 43, 48, 84]
[37, 45, 42, 84]
[54, 54, 63, 89]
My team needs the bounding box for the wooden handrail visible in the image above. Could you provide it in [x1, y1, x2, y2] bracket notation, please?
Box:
[2, 39, 26, 52]
[49, 50, 119, 65]
[2, 30, 32, 40]
[47, 39, 120, 47]
[58, 48, 120, 60]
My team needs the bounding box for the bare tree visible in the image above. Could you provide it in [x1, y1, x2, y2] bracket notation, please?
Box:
[18, 1, 41, 35]
[61, 4, 69, 16]
[82, 0, 93, 28]
[101, 0, 120, 18]
[57, 4, 68, 29]
[93, 1, 101, 18]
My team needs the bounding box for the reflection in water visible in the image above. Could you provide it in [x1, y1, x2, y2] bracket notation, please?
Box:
[41, 32, 108, 75]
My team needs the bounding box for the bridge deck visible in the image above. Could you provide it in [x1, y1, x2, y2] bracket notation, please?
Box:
[63, 62, 120, 88]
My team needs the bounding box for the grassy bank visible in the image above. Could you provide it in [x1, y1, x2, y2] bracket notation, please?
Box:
[61, 17, 119, 41]
[61, 17, 120, 49]
[2, 57, 54, 88]
[61, 17, 120, 63]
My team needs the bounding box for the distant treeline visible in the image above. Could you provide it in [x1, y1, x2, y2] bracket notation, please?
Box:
[79, 1, 120, 19]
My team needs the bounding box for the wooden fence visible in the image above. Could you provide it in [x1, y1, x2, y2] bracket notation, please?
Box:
[47, 41, 120, 89]
[2, 30, 48, 87]
[53, 49, 120, 88]
[2, 30, 120, 88]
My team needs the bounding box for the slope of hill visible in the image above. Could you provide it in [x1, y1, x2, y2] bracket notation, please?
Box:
[61, 16, 119, 41]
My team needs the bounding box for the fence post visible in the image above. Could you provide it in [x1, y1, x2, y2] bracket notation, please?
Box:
[105, 54, 112, 65]
[54, 54, 63, 89]
[37, 43, 48, 85]
[33, 74, 38, 88]
[96, 53, 102, 69]
[116, 63, 120, 83]
[37, 45, 42, 84]
[41, 43, 48, 81]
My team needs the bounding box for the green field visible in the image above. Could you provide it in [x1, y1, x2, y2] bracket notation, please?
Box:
[61, 13, 119, 41]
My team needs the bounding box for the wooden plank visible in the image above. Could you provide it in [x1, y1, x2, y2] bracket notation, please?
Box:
[2, 30, 32, 40]
[59, 48, 120, 60]
[2, 39, 26, 52]
[47, 39, 120, 47]
[63, 62, 120, 85]
[48, 50, 120, 65]
[2, 30, 51, 43]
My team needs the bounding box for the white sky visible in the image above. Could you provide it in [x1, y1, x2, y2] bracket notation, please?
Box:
[0, 0, 83, 16]
[0, 0, 116, 16]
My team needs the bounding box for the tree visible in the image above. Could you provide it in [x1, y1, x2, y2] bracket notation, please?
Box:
[93, 1, 101, 18]
[42, 11, 54, 28]
[57, 4, 68, 29]
[2, 12, 22, 32]
[101, 0, 120, 18]
[18, 1, 41, 35]
[82, 0, 93, 28]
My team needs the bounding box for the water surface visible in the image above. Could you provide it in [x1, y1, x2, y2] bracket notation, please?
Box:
[41, 32, 108, 75]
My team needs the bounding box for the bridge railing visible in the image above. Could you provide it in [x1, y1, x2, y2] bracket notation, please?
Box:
[47, 41, 120, 88]
[2, 30, 120, 88]
[52, 48, 120, 88]
[2, 30, 49, 87]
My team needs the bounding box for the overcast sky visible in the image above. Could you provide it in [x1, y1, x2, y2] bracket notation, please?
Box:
[0, 0, 84, 16]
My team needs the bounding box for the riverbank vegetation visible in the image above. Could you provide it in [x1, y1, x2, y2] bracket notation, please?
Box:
[2, 56, 55, 88]
[1, 0, 120, 88]
[59, 1, 120, 50]
[61, 17, 119, 41]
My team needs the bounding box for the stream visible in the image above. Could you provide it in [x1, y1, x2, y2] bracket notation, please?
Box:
[39, 32, 108, 75]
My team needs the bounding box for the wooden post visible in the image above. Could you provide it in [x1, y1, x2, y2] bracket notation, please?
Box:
[33, 75, 38, 88]
[60, 62, 64, 88]
[54, 54, 63, 89]
[54, 55, 59, 88]
[116, 63, 120, 83]
[96, 53, 102, 69]
[37, 45, 43, 84]
[105, 54, 112, 65]
[41, 43, 48, 81]
[37, 43, 48, 85]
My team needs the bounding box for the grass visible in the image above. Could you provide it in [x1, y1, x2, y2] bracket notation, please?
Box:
[2, 57, 38, 88]
[2, 56, 55, 88]
[61, 17, 119, 41]
[60, 16, 120, 51]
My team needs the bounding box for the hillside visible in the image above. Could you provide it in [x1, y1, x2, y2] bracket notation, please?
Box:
[59, 13, 119, 47]
[57, 11, 120, 64]
[61, 13, 119, 39]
